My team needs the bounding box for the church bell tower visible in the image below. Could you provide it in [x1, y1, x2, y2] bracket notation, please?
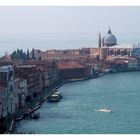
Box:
[98, 32, 101, 48]
[98, 32, 102, 60]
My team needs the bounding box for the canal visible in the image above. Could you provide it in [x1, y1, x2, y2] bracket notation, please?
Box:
[14, 72, 140, 134]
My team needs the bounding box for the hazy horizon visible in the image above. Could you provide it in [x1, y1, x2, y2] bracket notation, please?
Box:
[1, 6, 140, 56]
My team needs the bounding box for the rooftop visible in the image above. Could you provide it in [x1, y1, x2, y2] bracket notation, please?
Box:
[103, 44, 134, 49]
[0, 55, 12, 62]
[57, 62, 86, 69]
[26, 60, 54, 66]
[16, 65, 36, 68]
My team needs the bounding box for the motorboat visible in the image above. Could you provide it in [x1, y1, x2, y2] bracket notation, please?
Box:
[98, 108, 112, 113]
[48, 91, 63, 102]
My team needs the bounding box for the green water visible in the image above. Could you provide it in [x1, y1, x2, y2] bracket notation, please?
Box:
[14, 72, 140, 134]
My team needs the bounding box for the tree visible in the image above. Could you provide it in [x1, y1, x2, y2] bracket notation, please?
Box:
[11, 48, 30, 60]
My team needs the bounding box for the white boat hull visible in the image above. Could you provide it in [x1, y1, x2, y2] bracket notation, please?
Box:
[95, 108, 112, 113]
[99, 109, 112, 113]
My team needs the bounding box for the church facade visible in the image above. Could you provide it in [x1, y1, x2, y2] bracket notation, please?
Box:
[96, 27, 133, 61]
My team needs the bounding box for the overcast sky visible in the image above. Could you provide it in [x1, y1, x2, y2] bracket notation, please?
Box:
[0, 6, 140, 36]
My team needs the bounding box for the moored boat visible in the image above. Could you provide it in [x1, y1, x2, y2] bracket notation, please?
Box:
[48, 91, 63, 102]
[24, 104, 41, 117]
[24, 113, 40, 120]
[14, 115, 24, 122]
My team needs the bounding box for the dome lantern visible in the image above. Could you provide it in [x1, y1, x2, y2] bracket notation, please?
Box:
[107, 26, 112, 34]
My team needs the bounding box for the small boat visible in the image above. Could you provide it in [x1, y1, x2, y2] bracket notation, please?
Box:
[48, 91, 63, 102]
[98, 108, 112, 113]
[24, 113, 40, 120]
[98, 73, 105, 77]
[15, 115, 24, 121]
[24, 104, 41, 117]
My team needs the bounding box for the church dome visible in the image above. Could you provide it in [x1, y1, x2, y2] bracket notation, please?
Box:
[103, 28, 117, 47]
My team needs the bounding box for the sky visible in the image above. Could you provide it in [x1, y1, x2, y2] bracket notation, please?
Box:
[0, 6, 140, 56]
[0, 6, 140, 36]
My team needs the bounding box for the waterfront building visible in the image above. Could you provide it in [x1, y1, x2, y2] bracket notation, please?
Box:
[26, 60, 60, 87]
[101, 57, 139, 72]
[15, 65, 42, 100]
[96, 28, 135, 61]
[15, 78, 28, 112]
[124, 58, 139, 70]
[57, 62, 92, 80]
[105, 45, 133, 60]
[86, 61, 102, 72]
[0, 65, 19, 133]
[0, 85, 8, 133]
[102, 59, 128, 72]
[88, 28, 134, 62]
[0, 65, 19, 115]
[0, 85, 8, 119]
[131, 47, 140, 59]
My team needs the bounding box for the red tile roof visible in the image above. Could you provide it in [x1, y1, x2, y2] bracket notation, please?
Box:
[26, 60, 53, 66]
[0, 55, 12, 62]
[57, 62, 86, 69]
